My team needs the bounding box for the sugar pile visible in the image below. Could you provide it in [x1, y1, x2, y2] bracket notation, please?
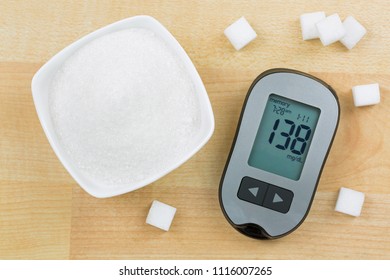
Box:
[49, 28, 201, 188]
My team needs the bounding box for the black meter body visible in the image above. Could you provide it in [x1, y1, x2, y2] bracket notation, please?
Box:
[219, 69, 340, 239]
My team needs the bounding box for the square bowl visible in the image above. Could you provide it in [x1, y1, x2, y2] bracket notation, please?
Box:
[31, 15, 214, 198]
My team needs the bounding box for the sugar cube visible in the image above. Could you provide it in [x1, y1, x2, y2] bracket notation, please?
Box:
[300, 11, 326, 40]
[146, 200, 177, 231]
[316, 13, 346, 46]
[335, 187, 365, 217]
[340, 16, 367, 50]
[352, 83, 380, 107]
[224, 17, 257, 50]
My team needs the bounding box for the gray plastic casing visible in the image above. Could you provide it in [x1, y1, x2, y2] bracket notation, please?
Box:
[219, 69, 339, 239]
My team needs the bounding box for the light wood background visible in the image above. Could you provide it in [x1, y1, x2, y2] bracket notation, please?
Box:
[1, 0, 389, 259]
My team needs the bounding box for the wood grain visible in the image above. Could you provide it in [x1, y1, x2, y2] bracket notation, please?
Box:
[1, 0, 390, 259]
[69, 71, 390, 259]
[0, 63, 73, 259]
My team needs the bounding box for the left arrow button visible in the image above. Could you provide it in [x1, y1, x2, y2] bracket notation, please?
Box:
[248, 187, 259, 197]
[237, 177, 268, 206]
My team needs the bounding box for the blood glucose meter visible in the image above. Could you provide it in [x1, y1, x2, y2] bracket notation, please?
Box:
[219, 68, 340, 239]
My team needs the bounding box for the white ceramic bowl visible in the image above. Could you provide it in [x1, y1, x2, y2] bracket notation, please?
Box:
[31, 16, 214, 198]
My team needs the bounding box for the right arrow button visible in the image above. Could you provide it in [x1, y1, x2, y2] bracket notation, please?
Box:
[263, 185, 294, 214]
[273, 193, 284, 203]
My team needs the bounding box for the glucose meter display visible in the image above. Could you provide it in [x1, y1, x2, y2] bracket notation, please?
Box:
[248, 94, 320, 180]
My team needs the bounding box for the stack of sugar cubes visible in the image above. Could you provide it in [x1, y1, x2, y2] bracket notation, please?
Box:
[300, 12, 367, 50]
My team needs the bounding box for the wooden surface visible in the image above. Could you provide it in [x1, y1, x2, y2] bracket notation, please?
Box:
[1, 0, 389, 259]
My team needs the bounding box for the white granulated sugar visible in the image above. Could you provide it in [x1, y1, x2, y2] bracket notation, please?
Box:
[50, 28, 201, 187]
